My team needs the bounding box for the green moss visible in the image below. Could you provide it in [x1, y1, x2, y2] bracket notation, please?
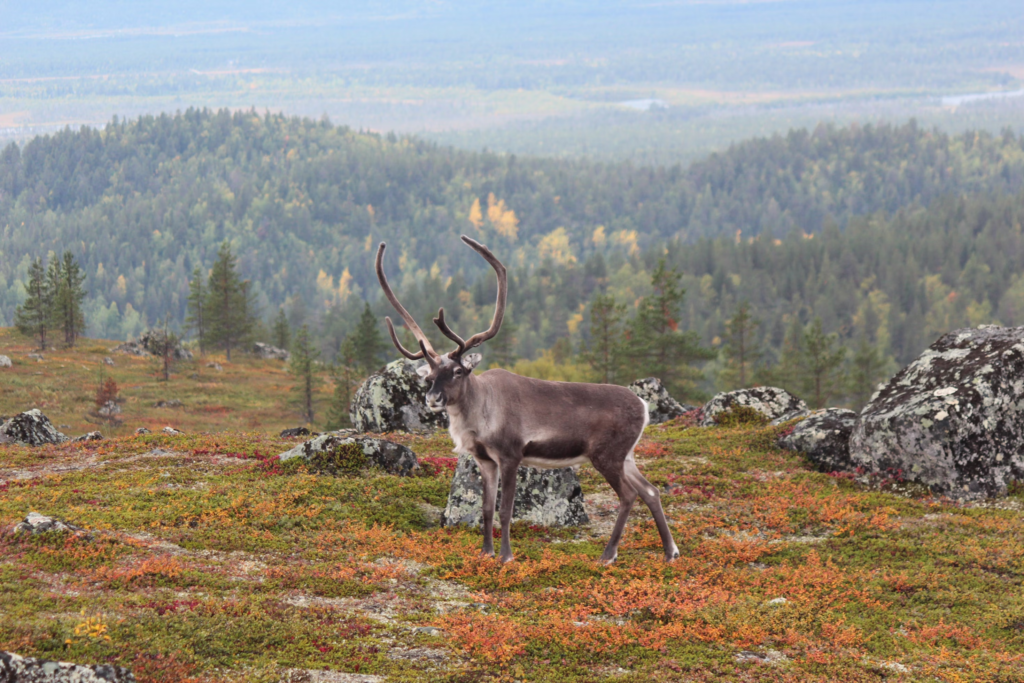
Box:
[712, 404, 769, 426]
[307, 442, 369, 475]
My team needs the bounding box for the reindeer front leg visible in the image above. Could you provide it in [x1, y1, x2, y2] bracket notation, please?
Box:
[476, 456, 499, 558]
[497, 458, 522, 563]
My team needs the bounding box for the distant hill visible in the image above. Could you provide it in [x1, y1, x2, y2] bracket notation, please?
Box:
[1, 110, 1023, 339]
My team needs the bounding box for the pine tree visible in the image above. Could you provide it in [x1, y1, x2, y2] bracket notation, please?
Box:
[580, 293, 626, 384]
[352, 302, 386, 373]
[272, 307, 291, 350]
[185, 267, 208, 355]
[14, 257, 53, 350]
[801, 317, 847, 409]
[290, 325, 322, 424]
[325, 336, 358, 430]
[847, 334, 886, 410]
[626, 260, 714, 400]
[51, 251, 87, 347]
[720, 300, 762, 389]
[205, 242, 255, 361]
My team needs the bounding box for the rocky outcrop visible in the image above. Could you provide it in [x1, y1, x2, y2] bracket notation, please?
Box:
[701, 387, 807, 427]
[777, 408, 858, 473]
[0, 410, 69, 446]
[279, 433, 419, 476]
[97, 401, 122, 418]
[443, 456, 589, 528]
[0, 651, 135, 681]
[253, 342, 291, 361]
[14, 512, 87, 536]
[0, 355, 11, 368]
[111, 330, 193, 360]
[280, 427, 314, 438]
[850, 325, 1024, 500]
[627, 377, 695, 424]
[350, 359, 449, 433]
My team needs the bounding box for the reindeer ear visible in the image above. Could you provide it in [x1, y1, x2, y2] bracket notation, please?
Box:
[462, 353, 482, 371]
[415, 363, 432, 378]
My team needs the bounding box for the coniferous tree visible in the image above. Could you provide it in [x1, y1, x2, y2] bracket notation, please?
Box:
[14, 257, 53, 350]
[151, 315, 180, 382]
[185, 267, 208, 355]
[57, 251, 87, 347]
[801, 317, 847, 409]
[205, 242, 255, 361]
[580, 293, 626, 384]
[351, 302, 386, 373]
[290, 325, 322, 424]
[485, 318, 518, 369]
[720, 300, 762, 389]
[325, 336, 358, 430]
[847, 334, 887, 410]
[272, 307, 291, 350]
[626, 260, 713, 400]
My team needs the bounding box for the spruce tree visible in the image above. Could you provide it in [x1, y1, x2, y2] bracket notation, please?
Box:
[272, 307, 291, 350]
[185, 267, 208, 355]
[205, 242, 255, 361]
[14, 257, 53, 350]
[720, 300, 762, 389]
[801, 317, 847, 409]
[52, 251, 87, 347]
[352, 302, 386, 373]
[325, 336, 358, 430]
[290, 325, 321, 424]
[626, 260, 713, 400]
[580, 293, 626, 384]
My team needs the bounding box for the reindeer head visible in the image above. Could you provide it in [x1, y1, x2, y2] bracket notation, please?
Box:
[376, 235, 507, 411]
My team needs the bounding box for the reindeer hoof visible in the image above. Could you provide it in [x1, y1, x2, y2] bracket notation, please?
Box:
[499, 553, 514, 564]
[480, 549, 495, 559]
[665, 548, 680, 563]
[599, 551, 617, 565]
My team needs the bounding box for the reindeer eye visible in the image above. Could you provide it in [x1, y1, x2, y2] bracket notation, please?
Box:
[454, 368, 464, 376]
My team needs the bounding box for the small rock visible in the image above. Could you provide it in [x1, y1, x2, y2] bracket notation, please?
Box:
[72, 431, 104, 443]
[103, 356, 115, 366]
[154, 399, 183, 409]
[205, 362, 223, 371]
[135, 427, 151, 435]
[764, 597, 788, 606]
[162, 426, 183, 435]
[0, 409, 69, 445]
[777, 408, 859, 473]
[413, 626, 441, 636]
[13, 512, 87, 536]
[443, 455, 589, 528]
[253, 342, 291, 361]
[98, 400, 122, 417]
[280, 427, 313, 438]
[0, 651, 134, 681]
[627, 377, 696, 424]
[734, 649, 789, 665]
[279, 434, 418, 476]
[28, 353, 44, 361]
[701, 387, 807, 426]
[350, 359, 449, 433]
[0, 355, 11, 368]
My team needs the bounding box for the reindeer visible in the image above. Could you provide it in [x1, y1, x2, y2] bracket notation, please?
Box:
[375, 236, 679, 565]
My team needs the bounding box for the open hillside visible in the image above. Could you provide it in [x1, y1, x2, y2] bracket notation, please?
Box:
[2, 111, 1024, 342]
[2, 414, 1023, 681]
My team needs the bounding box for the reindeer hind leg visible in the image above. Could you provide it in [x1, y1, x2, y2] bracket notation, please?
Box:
[624, 457, 679, 562]
[591, 456, 639, 565]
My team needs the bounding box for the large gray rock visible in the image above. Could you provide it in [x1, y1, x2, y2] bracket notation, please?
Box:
[254, 342, 291, 361]
[0, 651, 135, 682]
[0, 355, 12, 368]
[443, 455, 589, 528]
[0, 410, 69, 446]
[701, 387, 807, 427]
[279, 433, 419, 476]
[350, 359, 449, 433]
[778, 408, 858, 473]
[111, 330, 192, 360]
[627, 377, 695, 424]
[850, 325, 1024, 500]
[13, 512, 87, 536]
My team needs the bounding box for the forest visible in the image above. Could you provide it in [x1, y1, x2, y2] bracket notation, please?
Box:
[2, 109, 1024, 404]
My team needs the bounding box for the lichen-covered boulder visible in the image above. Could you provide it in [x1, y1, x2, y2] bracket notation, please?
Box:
[850, 325, 1024, 500]
[279, 433, 418, 476]
[72, 431, 104, 443]
[13, 512, 87, 536]
[627, 377, 695, 424]
[112, 330, 192, 360]
[0, 410, 69, 446]
[701, 387, 807, 427]
[280, 427, 314, 438]
[443, 455, 589, 527]
[0, 355, 12, 368]
[778, 408, 858, 473]
[254, 342, 291, 361]
[0, 651, 136, 681]
[98, 401, 122, 418]
[350, 359, 449, 433]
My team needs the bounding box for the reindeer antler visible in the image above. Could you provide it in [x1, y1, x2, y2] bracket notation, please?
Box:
[376, 243, 440, 362]
[433, 235, 507, 359]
